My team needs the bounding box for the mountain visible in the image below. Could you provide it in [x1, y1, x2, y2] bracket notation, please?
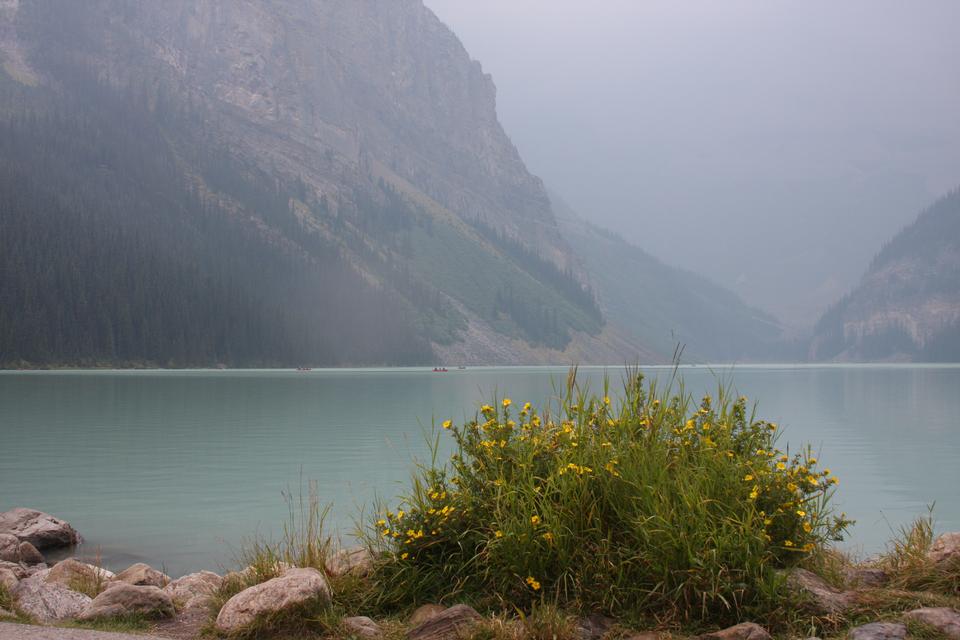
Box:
[809, 187, 960, 362]
[554, 196, 789, 363]
[0, 0, 636, 367]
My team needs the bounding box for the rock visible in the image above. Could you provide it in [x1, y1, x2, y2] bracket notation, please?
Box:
[0, 534, 21, 562]
[928, 532, 960, 566]
[848, 622, 906, 640]
[327, 546, 374, 577]
[46, 558, 115, 591]
[406, 604, 482, 640]
[698, 622, 772, 640]
[0, 508, 79, 550]
[623, 634, 660, 640]
[215, 567, 332, 633]
[0, 561, 29, 580]
[903, 608, 960, 639]
[785, 568, 854, 614]
[115, 562, 170, 588]
[17, 542, 44, 565]
[78, 583, 175, 621]
[409, 604, 447, 627]
[12, 573, 93, 621]
[0, 566, 19, 591]
[343, 615, 382, 638]
[162, 570, 222, 608]
[844, 567, 888, 588]
[576, 614, 617, 640]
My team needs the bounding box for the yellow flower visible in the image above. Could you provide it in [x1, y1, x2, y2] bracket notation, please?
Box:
[400, 552, 409, 559]
[377, 519, 386, 526]
[523, 402, 532, 412]
[768, 422, 778, 430]
[808, 457, 817, 465]
[442, 419, 452, 429]
[603, 396, 611, 405]
[525, 576, 541, 590]
[743, 474, 754, 482]
[542, 532, 554, 542]
[829, 477, 839, 485]
[796, 509, 806, 517]
[787, 482, 798, 492]
[784, 540, 794, 547]
[481, 404, 494, 414]
[530, 515, 541, 526]
[802, 543, 815, 552]
[749, 487, 759, 500]
[494, 530, 503, 538]
[776, 462, 786, 471]
[502, 398, 512, 408]
[803, 522, 813, 533]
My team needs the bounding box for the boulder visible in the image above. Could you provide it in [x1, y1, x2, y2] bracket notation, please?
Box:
[46, 558, 114, 591]
[12, 573, 92, 621]
[406, 604, 482, 640]
[409, 604, 446, 627]
[844, 567, 888, 589]
[0, 508, 79, 550]
[115, 562, 169, 588]
[848, 623, 906, 640]
[0, 534, 20, 562]
[215, 567, 332, 633]
[698, 622, 772, 640]
[327, 546, 374, 577]
[785, 568, 854, 614]
[576, 614, 617, 640]
[903, 608, 960, 639]
[928, 533, 960, 566]
[0, 561, 29, 580]
[343, 615, 383, 638]
[0, 566, 19, 591]
[18, 542, 44, 565]
[78, 583, 175, 621]
[162, 570, 223, 608]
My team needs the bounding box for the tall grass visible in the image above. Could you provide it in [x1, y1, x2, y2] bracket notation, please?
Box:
[880, 511, 960, 596]
[364, 369, 850, 625]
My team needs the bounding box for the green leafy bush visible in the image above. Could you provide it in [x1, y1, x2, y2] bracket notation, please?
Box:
[367, 370, 850, 624]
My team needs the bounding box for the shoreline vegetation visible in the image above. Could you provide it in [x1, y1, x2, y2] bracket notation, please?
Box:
[2, 370, 959, 639]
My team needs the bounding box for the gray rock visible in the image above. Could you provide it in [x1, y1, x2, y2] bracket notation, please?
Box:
[0, 561, 28, 580]
[406, 604, 482, 640]
[78, 583, 175, 621]
[12, 573, 92, 621]
[576, 614, 617, 640]
[848, 623, 907, 640]
[785, 567, 854, 614]
[115, 562, 169, 588]
[17, 543, 43, 566]
[903, 608, 960, 639]
[844, 567, 888, 588]
[409, 604, 446, 627]
[697, 622, 772, 640]
[327, 546, 374, 577]
[928, 532, 960, 566]
[343, 615, 382, 638]
[46, 558, 114, 591]
[215, 567, 332, 633]
[0, 534, 21, 563]
[0, 566, 19, 591]
[162, 570, 222, 608]
[0, 509, 79, 551]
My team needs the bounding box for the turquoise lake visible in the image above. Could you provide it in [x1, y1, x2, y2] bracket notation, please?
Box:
[1, 365, 958, 577]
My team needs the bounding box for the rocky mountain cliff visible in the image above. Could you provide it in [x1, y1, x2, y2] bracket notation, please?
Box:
[810, 187, 960, 362]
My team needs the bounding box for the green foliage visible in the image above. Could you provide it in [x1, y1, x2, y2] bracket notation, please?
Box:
[365, 370, 850, 624]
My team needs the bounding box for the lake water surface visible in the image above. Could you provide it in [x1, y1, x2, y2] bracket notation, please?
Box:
[1, 365, 958, 577]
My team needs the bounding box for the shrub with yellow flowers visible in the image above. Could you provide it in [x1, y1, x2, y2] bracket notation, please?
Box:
[367, 370, 850, 624]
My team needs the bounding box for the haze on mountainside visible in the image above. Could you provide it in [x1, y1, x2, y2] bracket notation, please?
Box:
[426, 0, 960, 329]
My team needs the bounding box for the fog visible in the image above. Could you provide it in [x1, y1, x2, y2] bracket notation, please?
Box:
[425, 0, 960, 328]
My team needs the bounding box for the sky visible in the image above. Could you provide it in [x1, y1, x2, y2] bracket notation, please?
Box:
[423, 0, 960, 328]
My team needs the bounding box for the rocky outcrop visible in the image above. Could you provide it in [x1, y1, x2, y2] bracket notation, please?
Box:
[576, 614, 617, 640]
[115, 562, 169, 588]
[343, 615, 383, 638]
[406, 604, 482, 640]
[45, 558, 114, 590]
[903, 608, 960, 639]
[78, 583, 175, 621]
[848, 622, 906, 640]
[326, 546, 374, 577]
[215, 567, 332, 633]
[162, 570, 222, 609]
[0, 534, 19, 562]
[698, 623, 772, 640]
[928, 532, 960, 566]
[12, 572, 92, 622]
[17, 542, 43, 565]
[409, 604, 446, 627]
[785, 567, 854, 614]
[0, 509, 79, 550]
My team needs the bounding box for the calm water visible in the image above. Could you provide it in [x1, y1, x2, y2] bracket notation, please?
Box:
[1, 365, 958, 577]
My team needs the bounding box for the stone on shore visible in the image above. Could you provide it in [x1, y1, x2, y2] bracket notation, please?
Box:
[162, 570, 223, 609]
[903, 608, 960, 639]
[409, 604, 446, 627]
[12, 572, 92, 622]
[0, 561, 30, 580]
[697, 622, 772, 640]
[0, 534, 21, 563]
[115, 562, 169, 588]
[848, 623, 907, 640]
[0, 566, 19, 591]
[45, 558, 115, 591]
[17, 542, 44, 565]
[343, 615, 382, 638]
[576, 614, 617, 640]
[928, 532, 960, 566]
[0, 509, 79, 551]
[843, 567, 888, 588]
[326, 546, 374, 577]
[215, 567, 332, 633]
[78, 583, 175, 621]
[406, 604, 482, 640]
[785, 567, 854, 614]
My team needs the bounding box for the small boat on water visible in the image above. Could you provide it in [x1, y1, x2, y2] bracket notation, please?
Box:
[296, 367, 312, 372]
[432, 367, 448, 372]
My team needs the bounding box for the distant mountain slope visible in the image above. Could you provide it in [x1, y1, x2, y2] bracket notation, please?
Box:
[555, 196, 787, 362]
[810, 187, 960, 362]
[0, 0, 622, 367]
